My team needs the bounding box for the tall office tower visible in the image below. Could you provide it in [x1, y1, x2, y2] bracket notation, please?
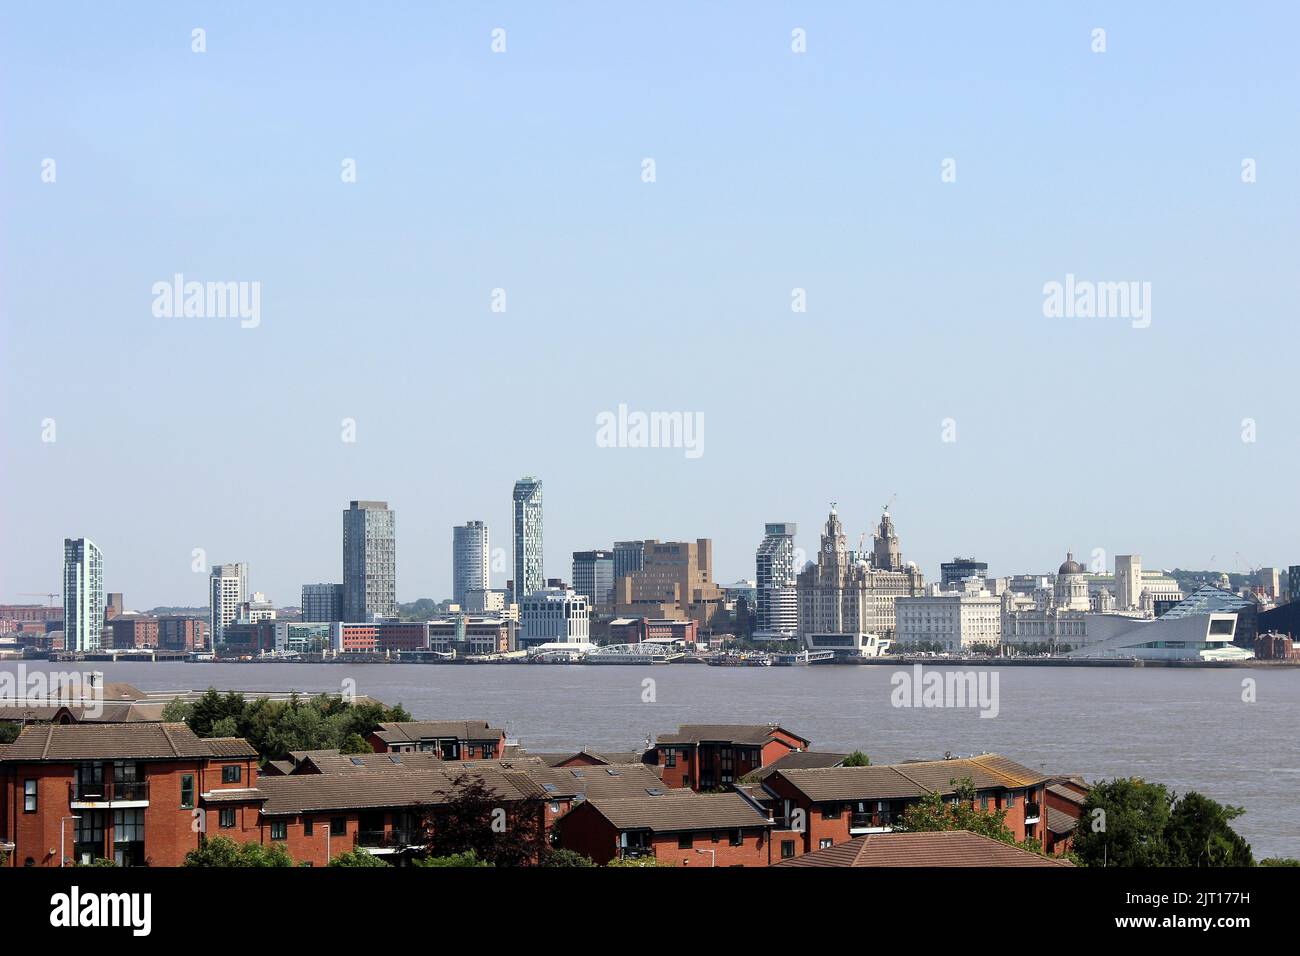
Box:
[572, 550, 615, 609]
[755, 523, 799, 639]
[613, 540, 645, 585]
[343, 500, 397, 621]
[612, 539, 726, 627]
[209, 562, 248, 646]
[452, 521, 491, 607]
[512, 478, 544, 605]
[301, 582, 344, 622]
[1256, 567, 1282, 600]
[940, 557, 989, 591]
[1289, 565, 1300, 604]
[1114, 554, 1143, 610]
[62, 538, 105, 652]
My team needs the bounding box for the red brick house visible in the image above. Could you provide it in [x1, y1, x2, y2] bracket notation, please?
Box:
[554, 789, 776, 865]
[763, 753, 1051, 854]
[650, 723, 810, 791]
[367, 720, 507, 760]
[1044, 778, 1088, 856]
[0, 723, 257, 867]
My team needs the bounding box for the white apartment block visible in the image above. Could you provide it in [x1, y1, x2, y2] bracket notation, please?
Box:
[209, 562, 248, 646]
[519, 587, 589, 648]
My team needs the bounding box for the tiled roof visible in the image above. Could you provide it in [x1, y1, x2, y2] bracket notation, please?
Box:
[303, 751, 544, 774]
[1046, 807, 1078, 835]
[775, 831, 1074, 867]
[773, 754, 1048, 803]
[536, 750, 648, 767]
[586, 791, 774, 833]
[204, 737, 258, 758]
[255, 766, 539, 816]
[524, 764, 667, 801]
[743, 751, 848, 782]
[372, 720, 505, 744]
[0, 722, 214, 761]
[1046, 782, 1087, 805]
[656, 723, 808, 747]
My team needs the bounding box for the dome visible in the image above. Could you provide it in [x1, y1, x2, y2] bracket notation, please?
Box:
[1058, 552, 1085, 576]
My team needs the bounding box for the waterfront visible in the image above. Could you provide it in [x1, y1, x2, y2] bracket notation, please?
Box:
[4, 660, 1297, 858]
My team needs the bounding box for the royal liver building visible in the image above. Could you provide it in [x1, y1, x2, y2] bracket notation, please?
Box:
[797, 505, 924, 647]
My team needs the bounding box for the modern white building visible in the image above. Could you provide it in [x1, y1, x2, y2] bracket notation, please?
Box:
[1064, 612, 1252, 661]
[209, 562, 248, 646]
[452, 520, 490, 608]
[754, 522, 799, 640]
[512, 477, 544, 605]
[62, 537, 105, 652]
[896, 583, 1002, 652]
[519, 586, 588, 649]
[343, 500, 396, 621]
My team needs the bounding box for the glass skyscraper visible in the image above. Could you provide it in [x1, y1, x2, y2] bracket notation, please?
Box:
[512, 478, 543, 605]
[452, 520, 490, 607]
[63, 537, 105, 652]
[343, 500, 396, 621]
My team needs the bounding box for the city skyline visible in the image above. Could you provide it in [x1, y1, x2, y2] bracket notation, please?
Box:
[3, 5, 1296, 607]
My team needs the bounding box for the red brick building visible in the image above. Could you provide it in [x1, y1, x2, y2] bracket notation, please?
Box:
[107, 615, 160, 650]
[775, 829, 1073, 867]
[1044, 778, 1088, 856]
[0, 723, 257, 867]
[158, 616, 208, 652]
[554, 789, 775, 866]
[762, 753, 1051, 854]
[650, 723, 810, 790]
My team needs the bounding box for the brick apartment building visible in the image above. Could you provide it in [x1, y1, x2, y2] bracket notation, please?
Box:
[650, 723, 811, 790]
[158, 616, 208, 652]
[0, 723, 257, 867]
[554, 789, 776, 866]
[367, 720, 508, 760]
[107, 615, 160, 649]
[1043, 778, 1088, 855]
[761, 753, 1051, 854]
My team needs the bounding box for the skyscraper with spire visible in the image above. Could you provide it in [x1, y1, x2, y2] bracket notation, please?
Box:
[512, 477, 544, 604]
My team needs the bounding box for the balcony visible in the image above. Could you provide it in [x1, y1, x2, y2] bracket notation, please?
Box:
[619, 845, 655, 861]
[850, 812, 895, 832]
[357, 829, 417, 853]
[1023, 802, 1041, 824]
[69, 780, 150, 807]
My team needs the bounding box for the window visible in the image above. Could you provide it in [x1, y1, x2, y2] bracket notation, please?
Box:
[219, 808, 236, 829]
[664, 749, 676, 768]
[271, 820, 287, 841]
[819, 838, 833, 849]
[1006, 791, 1017, 808]
[677, 833, 693, 849]
[331, 816, 347, 836]
[303, 817, 313, 836]
[729, 830, 743, 847]
[23, 779, 36, 812]
[180, 774, 195, 810]
[781, 840, 795, 859]
[980, 795, 989, 810]
[113, 808, 145, 867]
[821, 803, 840, 820]
[221, 765, 242, 784]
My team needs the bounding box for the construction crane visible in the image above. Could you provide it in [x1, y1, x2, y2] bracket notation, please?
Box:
[881, 492, 897, 515]
[20, 591, 60, 607]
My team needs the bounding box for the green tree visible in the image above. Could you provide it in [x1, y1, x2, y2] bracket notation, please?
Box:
[1259, 857, 1300, 867]
[329, 847, 390, 867]
[412, 849, 493, 867]
[893, 777, 1037, 850]
[0, 722, 24, 744]
[542, 848, 595, 867]
[1164, 791, 1253, 867]
[160, 699, 192, 723]
[842, 751, 871, 767]
[416, 773, 547, 867]
[607, 856, 675, 867]
[1071, 778, 1172, 867]
[184, 836, 294, 867]
[340, 733, 373, 755]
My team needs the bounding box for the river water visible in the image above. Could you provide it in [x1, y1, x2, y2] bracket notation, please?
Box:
[5, 660, 1297, 858]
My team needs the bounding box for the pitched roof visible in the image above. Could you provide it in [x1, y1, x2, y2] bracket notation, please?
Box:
[655, 723, 809, 747]
[523, 763, 666, 801]
[772, 754, 1048, 803]
[255, 766, 540, 816]
[371, 720, 505, 744]
[743, 750, 848, 782]
[302, 751, 544, 775]
[535, 750, 648, 767]
[775, 831, 1073, 867]
[203, 737, 258, 758]
[1046, 807, 1079, 835]
[584, 790, 774, 833]
[0, 722, 214, 761]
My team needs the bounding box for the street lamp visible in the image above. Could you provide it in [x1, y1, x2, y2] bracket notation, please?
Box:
[60, 815, 81, 868]
[694, 848, 715, 867]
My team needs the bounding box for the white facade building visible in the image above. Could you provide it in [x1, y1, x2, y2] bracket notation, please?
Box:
[520, 586, 589, 649]
[896, 584, 1002, 651]
[452, 521, 490, 608]
[209, 562, 248, 646]
[63, 537, 105, 652]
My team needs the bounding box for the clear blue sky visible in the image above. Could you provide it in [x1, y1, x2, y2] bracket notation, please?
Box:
[2, 2, 1297, 608]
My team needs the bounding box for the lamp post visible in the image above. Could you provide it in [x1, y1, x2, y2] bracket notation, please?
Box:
[60, 815, 81, 868]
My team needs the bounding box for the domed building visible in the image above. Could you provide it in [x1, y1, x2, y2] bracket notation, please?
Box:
[1053, 552, 1091, 611]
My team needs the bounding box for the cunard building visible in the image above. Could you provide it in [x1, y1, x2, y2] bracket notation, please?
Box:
[796, 505, 924, 654]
